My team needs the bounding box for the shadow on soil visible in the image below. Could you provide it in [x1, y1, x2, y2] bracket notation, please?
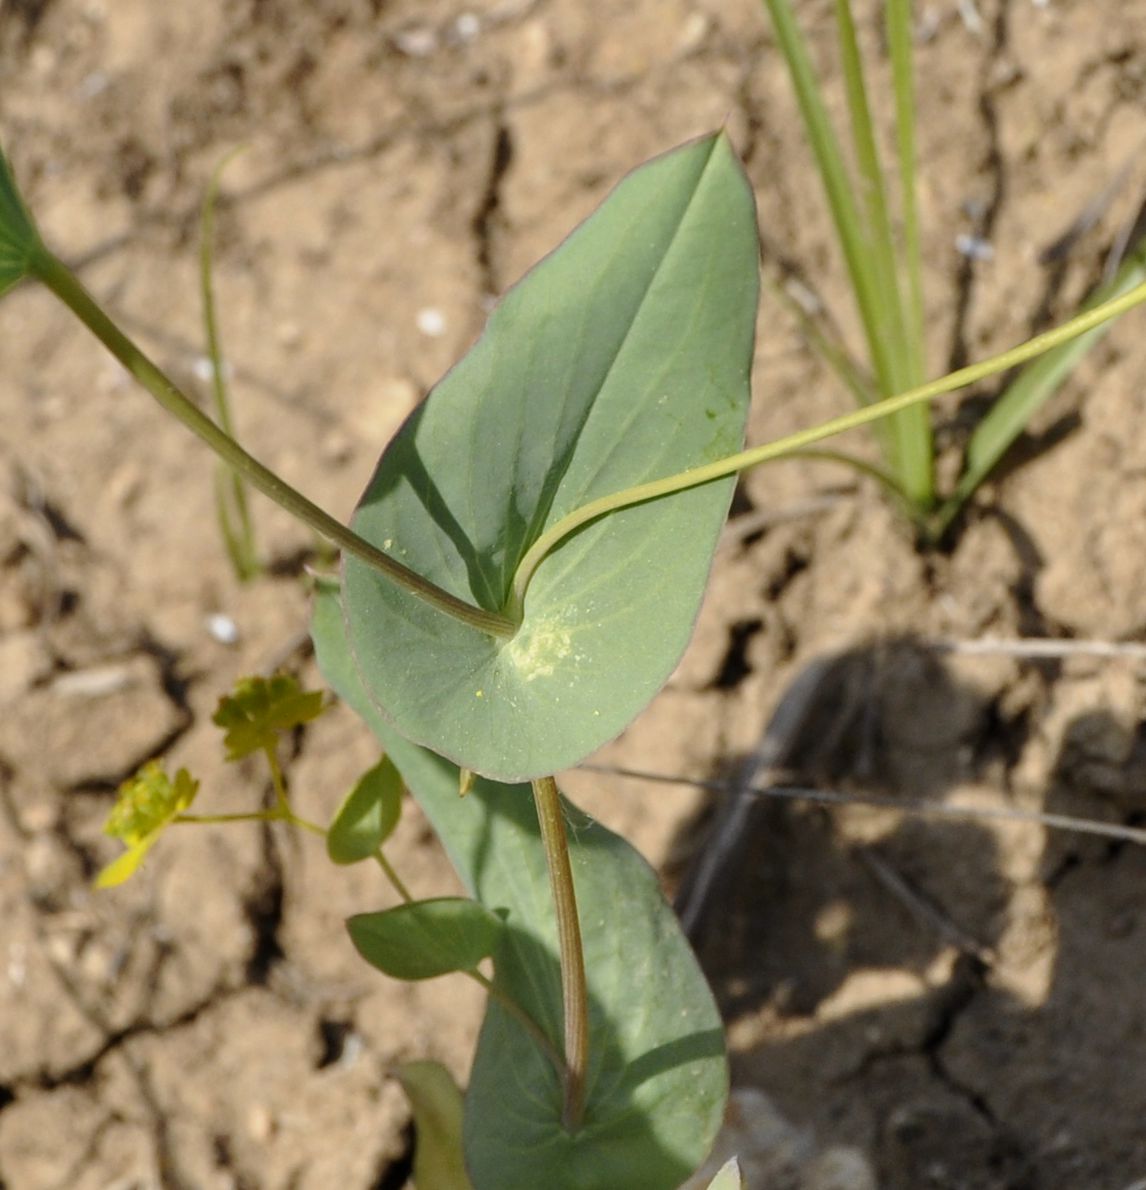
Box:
[672, 637, 1146, 1188]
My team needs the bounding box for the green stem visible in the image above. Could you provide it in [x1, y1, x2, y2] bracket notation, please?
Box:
[264, 746, 292, 818]
[531, 776, 588, 1130]
[509, 277, 1146, 613]
[176, 810, 325, 836]
[28, 249, 515, 640]
[465, 967, 567, 1081]
[373, 848, 415, 902]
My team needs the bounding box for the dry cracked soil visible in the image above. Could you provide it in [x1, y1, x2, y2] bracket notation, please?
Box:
[3, 1, 1146, 1187]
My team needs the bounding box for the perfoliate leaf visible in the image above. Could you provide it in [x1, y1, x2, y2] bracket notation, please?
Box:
[313, 584, 728, 1190]
[326, 754, 403, 864]
[212, 673, 327, 760]
[397, 1061, 474, 1190]
[347, 898, 502, 981]
[0, 146, 43, 299]
[343, 133, 759, 781]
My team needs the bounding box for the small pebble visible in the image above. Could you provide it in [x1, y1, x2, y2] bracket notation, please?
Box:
[416, 307, 447, 337]
[247, 1103, 276, 1142]
[955, 232, 995, 262]
[206, 612, 240, 645]
[393, 27, 438, 57]
[6, 941, 27, 988]
[191, 356, 233, 384]
[453, 12, 481, 42]
[50, 665, 134, 699]
[44, 930, 80, 967]
[677, 12, 710, 54]
[77, 71, 110, 99]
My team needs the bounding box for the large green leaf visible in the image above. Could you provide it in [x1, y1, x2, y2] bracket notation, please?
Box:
[343, 133, 759, 781]
[312, 583, 727, 1190]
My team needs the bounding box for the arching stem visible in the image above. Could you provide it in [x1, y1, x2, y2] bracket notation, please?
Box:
[509, 276, 1146, 615]
[29, 249, 516, 640]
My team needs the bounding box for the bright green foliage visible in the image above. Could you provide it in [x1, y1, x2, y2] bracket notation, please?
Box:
[313, 583, 726, 1190]
[0, 148, 42, 298]
[397, 1062, 474, 1190]
[97, 762, 199, 887]
[212, 674, 326, 761]
[343, 133, 759, 782]
[348, 898, 503, 981]
[326, 754, 403, 864]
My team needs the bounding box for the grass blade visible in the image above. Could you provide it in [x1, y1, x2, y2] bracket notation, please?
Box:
[760, 2, 887, 392]
[887, 0, 926, 382]
[200, 147, 260, 581]
[832, 0, 931, 507]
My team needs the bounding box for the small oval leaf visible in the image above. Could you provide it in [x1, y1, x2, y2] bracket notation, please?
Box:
[326, 754, 403, 864]
[347, 897, 502, 981]
[397, 1061, 475, 1190]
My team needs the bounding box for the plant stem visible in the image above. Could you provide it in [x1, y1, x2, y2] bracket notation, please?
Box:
[28, 249, 515, 640]
[464, 967, 568, 1079]
[176, 810, 326, 835]
[264, 746, 293, 818]
[510, 277, 1146, 610]
[374, 848, 415, 902]
[531, 776, 588, 1130]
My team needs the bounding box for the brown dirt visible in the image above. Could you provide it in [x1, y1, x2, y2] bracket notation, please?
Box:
[3, 1, 1146, 1186]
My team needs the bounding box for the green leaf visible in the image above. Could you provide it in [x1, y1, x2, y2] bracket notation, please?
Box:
[396, 1061, 475, 1190]
[347, 898, 503, 981]
[326, 754, 403, 864]
[0, 147, 43, 299]
[212, 674, 327, 761]
[705, 1158, 743, 1190]
[343, 132, 758, 781]
[313, 584, 728, 1190]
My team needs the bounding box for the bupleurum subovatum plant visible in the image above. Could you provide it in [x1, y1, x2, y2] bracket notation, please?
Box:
[3, 126, 1146, 1188]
